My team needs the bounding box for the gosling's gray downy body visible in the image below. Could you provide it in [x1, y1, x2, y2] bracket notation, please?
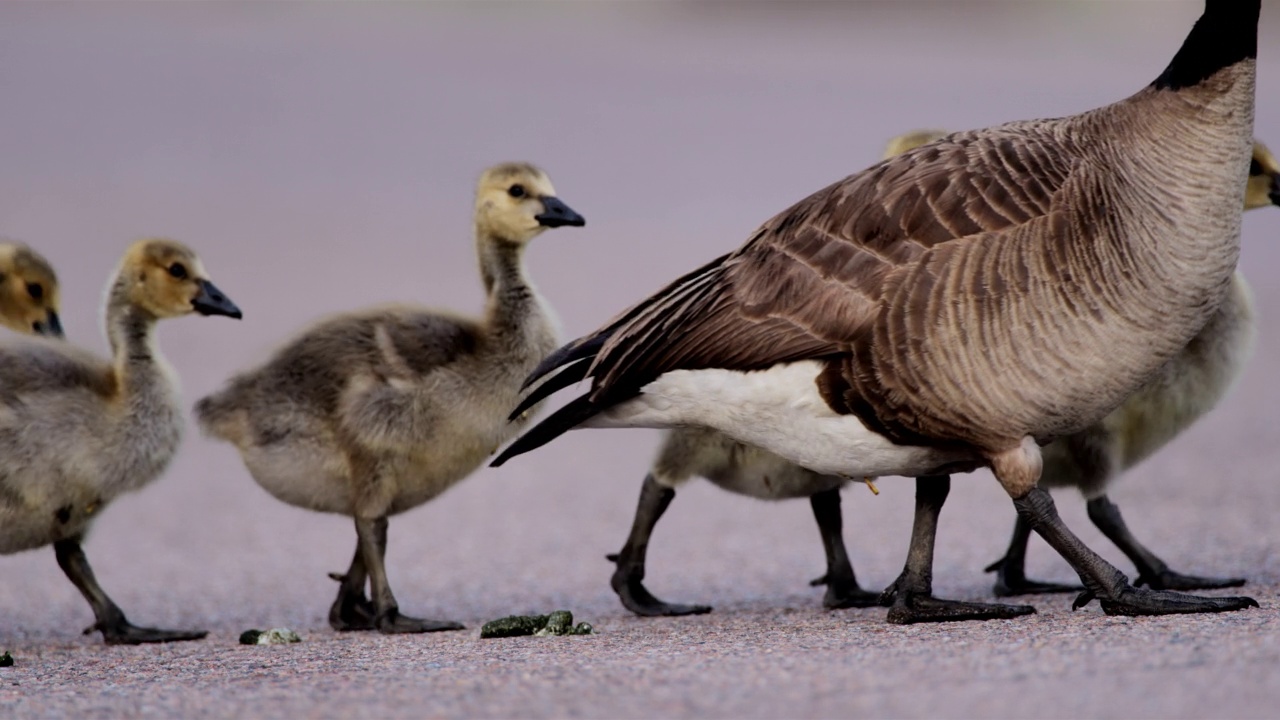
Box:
[195, 163, 585, 634]
[498, 1, 1261, 620]
[197, 302, 557, 518]
[0, 238, 241, 644]
[988, 142, 1280, 595]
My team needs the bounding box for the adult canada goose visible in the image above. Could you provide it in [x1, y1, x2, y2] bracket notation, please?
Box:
[0, 238, 241, 644]
[606, 132, 948, 618]
[495, 0, 1261, 621]
[0, 241, 63, 338]
[195, 163, 584, 634]
[985, 139, 1280, 597]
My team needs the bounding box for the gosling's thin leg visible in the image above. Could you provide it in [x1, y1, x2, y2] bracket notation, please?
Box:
[327, 542, 376, 631]
[1012, 487, 1256, 615]
[880, 476, 1036, 624]
[355, 516, 464, 633]
[607, 474, 712, 616]
[983, 514, 1082, 597]
[806, 488, 880, 609]
[1086, 495, 1246, 591]
[54, 537, 206, 645]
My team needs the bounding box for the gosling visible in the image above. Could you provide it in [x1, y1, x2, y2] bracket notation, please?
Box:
[195, 163, 585, 634]
[0, 239, 241, 644]
[985, 139, 1280, 596]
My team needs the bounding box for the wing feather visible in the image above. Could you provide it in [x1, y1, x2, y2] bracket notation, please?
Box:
[586, 125, 1080, 398]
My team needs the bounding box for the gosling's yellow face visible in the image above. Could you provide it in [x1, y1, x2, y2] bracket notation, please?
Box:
[0, 242, 62, 338]
[121, 238, 242, 320]
[474, 163, 585, 243]
[1245, 140, 1280, 211]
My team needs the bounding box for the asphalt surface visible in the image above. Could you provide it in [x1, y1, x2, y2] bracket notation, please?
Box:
[1, 2, 1279, 718]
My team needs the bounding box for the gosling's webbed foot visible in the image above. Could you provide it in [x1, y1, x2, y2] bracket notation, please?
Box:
[809, 572, 882, 609]
[984, 557, 1082, 597]
[374, 607, 465, 634]
[88, 620, 207, 645]
[880, 577, 1035, 625]
[609, 557, 711, 616]
[328, 572, 377, 632]
[329, 594, 377, 631]
[1135, 569, 1247, 592]
[1073, 587, 1258, 616]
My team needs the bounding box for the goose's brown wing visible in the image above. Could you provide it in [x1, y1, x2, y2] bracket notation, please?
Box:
[588, 125, 1080, 399]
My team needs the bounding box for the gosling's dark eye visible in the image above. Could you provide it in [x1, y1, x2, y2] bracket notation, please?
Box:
[508, 184, 526, 199]
[168, 262, 188, 279]
[1250, 158, 1264, 177]
[26, 283, 42, 301]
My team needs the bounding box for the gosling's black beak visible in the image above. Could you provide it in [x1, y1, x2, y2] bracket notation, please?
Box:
[1269, 177, 1280, 206]
[192, 279, 242, 319]
[535, 196, 585, 228]
[33, 310, 64, 338]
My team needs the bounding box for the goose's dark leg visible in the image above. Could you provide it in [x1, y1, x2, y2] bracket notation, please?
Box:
[1012, 487, 1256, 615]
[983, 514, 1082, 596]
[1086, 495, 1246, 591]
[608, 474, 712, 616]
[356, 516, 464, 633]
[328, 543, 376, 631]
[806, 488, 880, 608]
[880, 476, 1036, 624]
[54, 536, 206, 645]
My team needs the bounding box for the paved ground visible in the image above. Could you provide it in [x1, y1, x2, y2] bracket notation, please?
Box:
[1, 2, 1279, 718]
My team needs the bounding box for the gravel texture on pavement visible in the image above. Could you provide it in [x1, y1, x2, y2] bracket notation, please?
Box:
[1, 2, 1278, 718]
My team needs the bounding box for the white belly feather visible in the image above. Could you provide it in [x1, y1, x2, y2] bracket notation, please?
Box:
[584, 360, 976, 478]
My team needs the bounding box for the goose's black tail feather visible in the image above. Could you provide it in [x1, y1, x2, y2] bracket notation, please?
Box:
[510, 359, 591, 421]
[493, 394, 607, 467]
[521, 334, 609, 392]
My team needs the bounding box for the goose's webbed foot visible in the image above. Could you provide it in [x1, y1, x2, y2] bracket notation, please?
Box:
[1017, 488, 1257, 617]
[1073, 588, 1258, 616]
[880, 574, 1035, 625]
[1135, 570, 1247, 591]
[374, 607, 465, 634]
[88, 617, 207, 645]
[609, 554, 712, 616]
[883, 476, 1036, 625]
[808, 572, 882, 609]
[983, 557, 1083, 597]
[328, 571, 377, 632]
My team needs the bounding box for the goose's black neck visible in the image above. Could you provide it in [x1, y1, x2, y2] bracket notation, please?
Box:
[1153, 0, 1260, 90]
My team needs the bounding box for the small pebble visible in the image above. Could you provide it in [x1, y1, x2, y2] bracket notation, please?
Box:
[0, 652, 13, 668]
[481, 611, 595, 639]
[239, 628, 302, 645]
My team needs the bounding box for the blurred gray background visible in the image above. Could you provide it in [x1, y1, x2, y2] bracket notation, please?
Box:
[1, 1, 1278, 718]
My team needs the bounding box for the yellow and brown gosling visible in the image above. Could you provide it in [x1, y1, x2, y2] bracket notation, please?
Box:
[0, 238, 240, 644]
[196, 163, 584, 634]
